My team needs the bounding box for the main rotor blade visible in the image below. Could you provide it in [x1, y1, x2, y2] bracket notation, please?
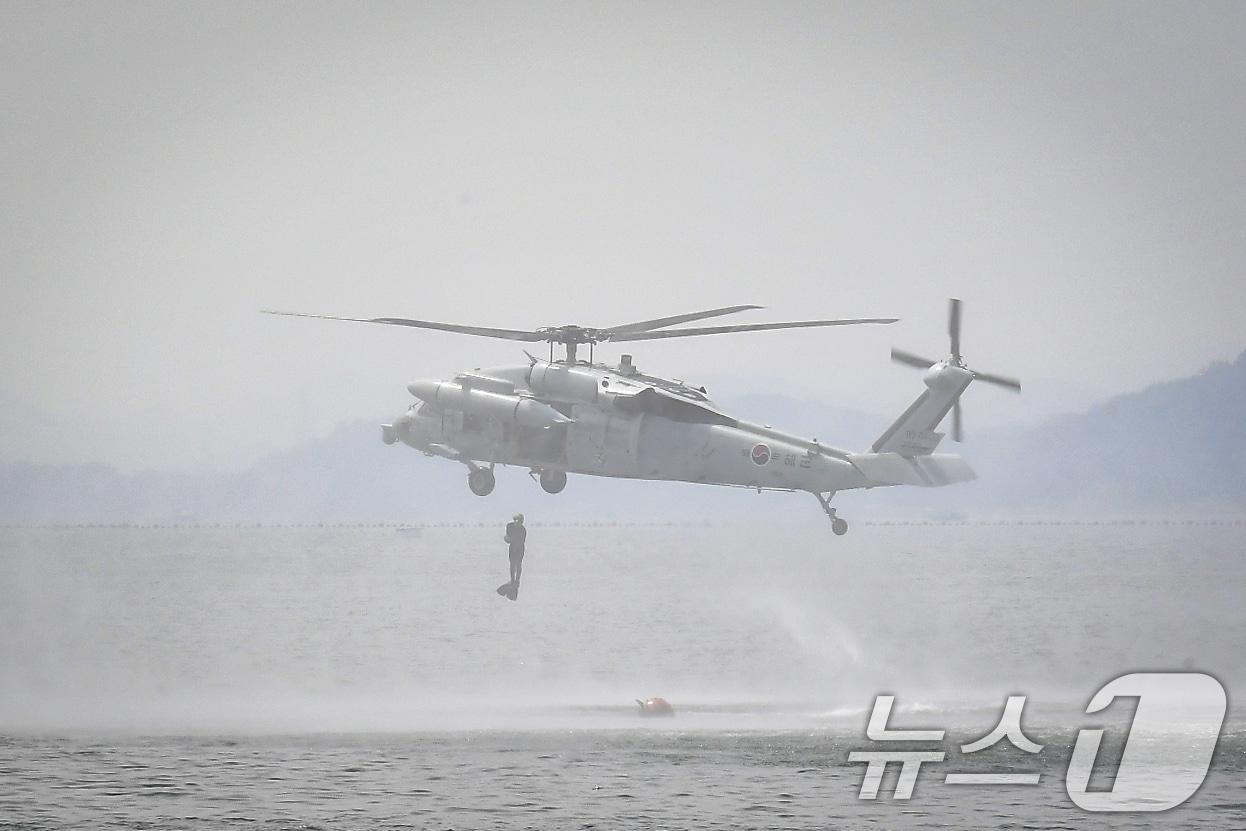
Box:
[951, 400, 964, 442]
[972, 369, 1022, 392]
[948, 298, 962, 362]
[891, 348, 937, 369]
[605, 304, 764, 334]
[608, 318, 897, 342]
[261, 310, 547, 342]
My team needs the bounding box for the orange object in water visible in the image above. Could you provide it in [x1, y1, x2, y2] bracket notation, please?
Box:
[635, 697, 675, 717]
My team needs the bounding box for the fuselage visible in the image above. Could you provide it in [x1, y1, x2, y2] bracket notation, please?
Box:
[388, 357, 870, 494]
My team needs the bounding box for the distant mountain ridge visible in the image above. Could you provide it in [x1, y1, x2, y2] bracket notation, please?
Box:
[2, 352, 1244, 523]
[974, 350, 1246, 510]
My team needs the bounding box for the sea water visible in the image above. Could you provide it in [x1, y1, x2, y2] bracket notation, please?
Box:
[1, 524, 1243, 828]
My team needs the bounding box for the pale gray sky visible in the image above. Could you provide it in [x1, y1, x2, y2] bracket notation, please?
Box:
[3, 2, 1244, 470]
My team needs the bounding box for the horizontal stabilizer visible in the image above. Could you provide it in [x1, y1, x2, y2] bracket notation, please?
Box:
[848, 452, 977, 488]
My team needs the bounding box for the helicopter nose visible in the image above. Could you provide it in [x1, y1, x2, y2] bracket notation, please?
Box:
[382, 409, 416, 446]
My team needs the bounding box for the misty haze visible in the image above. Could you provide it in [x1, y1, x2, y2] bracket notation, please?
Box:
[2, 3, 1244, 830]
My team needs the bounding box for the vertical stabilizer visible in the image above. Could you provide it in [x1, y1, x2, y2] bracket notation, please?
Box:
[871, 364, 973, 456]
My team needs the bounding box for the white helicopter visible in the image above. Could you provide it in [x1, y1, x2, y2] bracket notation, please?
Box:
[265, 299, 1018, 533]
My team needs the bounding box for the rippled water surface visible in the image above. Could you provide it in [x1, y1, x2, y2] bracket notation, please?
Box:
[1, 524, 1243, 828]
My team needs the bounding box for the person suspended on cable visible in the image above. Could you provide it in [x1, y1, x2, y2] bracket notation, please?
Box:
[505, 512, 526, 585]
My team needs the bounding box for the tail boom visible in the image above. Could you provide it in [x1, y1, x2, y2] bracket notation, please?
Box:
[847, 451, 976, 488]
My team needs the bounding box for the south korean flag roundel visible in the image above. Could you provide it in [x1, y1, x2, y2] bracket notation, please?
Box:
[750, 443, 771, 466]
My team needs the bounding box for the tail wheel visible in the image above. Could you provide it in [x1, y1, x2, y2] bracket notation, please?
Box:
[831, 517, 848, 536]
[468, 468, 496, 496]
[539, 469, 567, 494]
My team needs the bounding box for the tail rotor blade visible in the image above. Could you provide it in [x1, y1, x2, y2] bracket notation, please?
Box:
[948, 298, 962, 362]
[891, 348, 937, 369]
[973, 370, 1022, 392]
[892, 297, 1018, 447]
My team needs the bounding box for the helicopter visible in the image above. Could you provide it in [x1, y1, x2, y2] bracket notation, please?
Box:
[264, 299, 1019, 533]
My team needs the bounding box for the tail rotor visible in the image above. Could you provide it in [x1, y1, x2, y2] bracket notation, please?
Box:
[889, 298, 1021, 443]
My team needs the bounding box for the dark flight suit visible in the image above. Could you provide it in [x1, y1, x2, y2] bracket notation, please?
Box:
[505, 520, 527, 584]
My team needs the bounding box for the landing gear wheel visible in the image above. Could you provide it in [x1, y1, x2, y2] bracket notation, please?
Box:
[539, 469, 567, 494]
[468, 468, 495, 496]
[813, 492, 846, 534]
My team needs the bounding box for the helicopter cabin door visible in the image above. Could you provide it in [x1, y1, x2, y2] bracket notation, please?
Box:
[565, 406, 639, 475]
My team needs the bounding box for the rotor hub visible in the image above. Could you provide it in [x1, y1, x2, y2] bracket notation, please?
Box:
[535, 325, 604, 345]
